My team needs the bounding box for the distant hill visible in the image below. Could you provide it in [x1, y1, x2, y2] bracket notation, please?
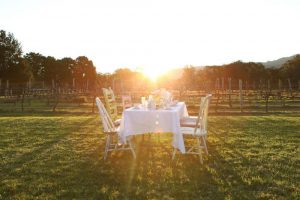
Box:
[260, 54, 299, 68]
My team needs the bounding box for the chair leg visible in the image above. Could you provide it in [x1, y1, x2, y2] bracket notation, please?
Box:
[111, 134, 114, 144]
[202, 136, 208, 155]
[172, 148, 177, 160]
[128, 136, 135, 149]
[128, 138, 136, 159]
[103, 135, 111, 160]
[197, 138, 203, 164]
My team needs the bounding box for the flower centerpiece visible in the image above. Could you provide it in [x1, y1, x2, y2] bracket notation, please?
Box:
[151, 88, 172, 109]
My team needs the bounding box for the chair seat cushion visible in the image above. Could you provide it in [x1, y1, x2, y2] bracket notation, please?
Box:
[180, 116, 198, 127]
[105, 125, 120, 134]
[180, 126, 206, 136]
[114, 119, 122, 126]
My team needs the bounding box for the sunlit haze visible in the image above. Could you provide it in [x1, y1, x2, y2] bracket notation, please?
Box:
[1, 0, 300, 76]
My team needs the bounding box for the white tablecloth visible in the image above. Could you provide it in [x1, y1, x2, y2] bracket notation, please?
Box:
[119, 102, 188, 153]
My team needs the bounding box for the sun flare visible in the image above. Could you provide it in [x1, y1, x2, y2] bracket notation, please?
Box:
[143, 67, 165, 81]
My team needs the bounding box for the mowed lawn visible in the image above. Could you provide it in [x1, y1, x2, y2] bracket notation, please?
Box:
[0, 113, 299, 199]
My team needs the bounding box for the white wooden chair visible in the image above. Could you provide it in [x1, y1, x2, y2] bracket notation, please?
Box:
[121, 95, 132, 110]
[180, 94, 212, 128]
[173, 94, 212, 163]
[102, 87, 121, 126]
[95, 97, 136, 160]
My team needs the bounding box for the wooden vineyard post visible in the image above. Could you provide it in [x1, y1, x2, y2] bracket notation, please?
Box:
[259, 79, 263, 100]
[239, 79, 243, 112]
[278, 79, 282, 106]
[46, 93, 50, 106]
[278, 79, 284, 107]
[253, 80, 259, 108]
[245, 80, 249, 106]
[278, 79, 282, 91]
[86, 79, 89, 92]
[21, 90, 25, 112]
[221, 77, 225, 101]
[72, 78, 75, 93]
[221, 78, 224, 90]
[265, 92, 269, 113]
[228, 77, 232, 108]
[215, 78, 220, 90]
[52, 89, 60, 112]
[92, 94, 95, 113]
[288, 78, 292, 90]
[215, 78, 220, 113]
[288, 78, 292, 97]
[5, 80, 9, 96]
[29, 79, 32, 90]
[52, 79, 55, 94]
[288, 78, 295, 104]
[298, 80, 300, 91]
[265, 80, 270, 113]
[27, 81, 31, 105]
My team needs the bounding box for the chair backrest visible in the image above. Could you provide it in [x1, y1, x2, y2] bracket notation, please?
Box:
[95, 97, 115, 133]
[203, 94, 212, 132]
[122, 95, 132, 110]
[194, 94, 212, 136]
[102, 87, 118, 120]
[102, 87, 116, 101]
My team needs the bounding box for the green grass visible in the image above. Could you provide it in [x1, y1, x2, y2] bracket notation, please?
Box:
[0, 113, 299, 199]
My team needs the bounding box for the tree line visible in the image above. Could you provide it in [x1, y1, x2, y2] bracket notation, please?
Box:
[0, 30, 97, 90]
[179, 58, 300, 91]
[1, 29, 300, 92]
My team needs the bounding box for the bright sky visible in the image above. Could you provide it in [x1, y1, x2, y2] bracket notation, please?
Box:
[1, 0, 300, 75]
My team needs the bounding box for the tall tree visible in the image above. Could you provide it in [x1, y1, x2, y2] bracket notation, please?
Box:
[7, 58, 32, 83]
[73, 56, 97, 90]
[181, 65, 197, 90]
[44, 56, 58, 85]
[113, 68, 135, 91]
[280, 55, 300, 82]
[57, 57, 75, 86]
[24, 52, 46, 81]
[0, 30, 22, 79]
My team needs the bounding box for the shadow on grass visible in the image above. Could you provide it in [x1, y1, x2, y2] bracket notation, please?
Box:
[1, 117, 95, 174]
[64, 130, 258, 199]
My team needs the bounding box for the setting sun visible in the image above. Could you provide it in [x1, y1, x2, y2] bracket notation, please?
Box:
[142, 67, 166, 81]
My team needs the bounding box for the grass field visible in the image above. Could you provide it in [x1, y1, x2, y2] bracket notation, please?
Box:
[0, 113, 299, 199]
